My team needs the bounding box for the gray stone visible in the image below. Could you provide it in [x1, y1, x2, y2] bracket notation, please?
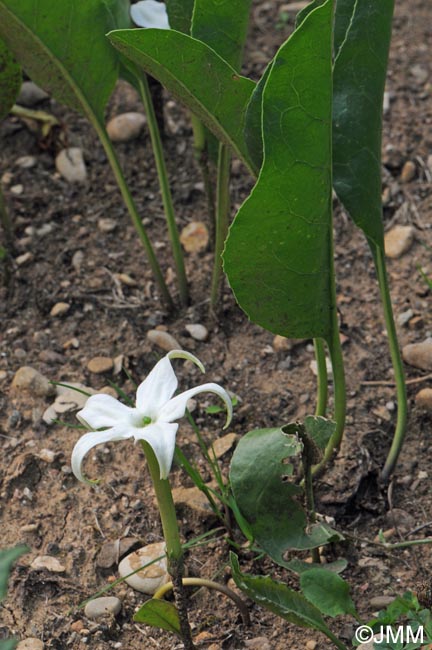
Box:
[15, 155, 37, 169]
[403, 339, 432, 371]
[370, 595, 395, 609]
[31, 555, 65, 572]
[106, 112, 146, 142]
[84, 596, 121, 620]
[17, 639, 44, 650]
[185, 323, 208, 341]
[118, 542, 169, 595]
[55, 147, 87, 183]
[11, 366, 54, 398]
[18, 81, 49, 106]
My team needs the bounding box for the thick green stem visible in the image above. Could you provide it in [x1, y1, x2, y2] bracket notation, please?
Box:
[140, 441, 195, 650]
[373, 244, 408, 481]
[210, 144, 231, 309]
[190, 114, 216, 241]
[154, 577, 250, 625]
[137, 75, 189, 307]
[313, 338, 328, 417]
[94, 122, 175, 311]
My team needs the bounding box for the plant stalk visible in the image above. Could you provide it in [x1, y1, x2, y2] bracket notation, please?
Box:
[137, 74, 189, 307]
[301, 434, 320, 564]
[313, 338, 328, 417]
[154, 577, 250, 625]
[94, 122, 175, 311]
[140, 441, 196, 650]
[372, 244, 408, 481]
[190, 114, 216, 242]
[210, 144, 231, 309]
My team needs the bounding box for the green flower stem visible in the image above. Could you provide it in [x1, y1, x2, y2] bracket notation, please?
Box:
[301, 436, 320, 564]
[137, 74, 189, 307]
[372, 244, 408, 481]
[140, 441, 195, 650]
[154, 577, 250, 625]
[190, 114, 216, 241]
[313, 338, 328, 417]
[313, 323, 346, 477]
[210, 144, 231, 309]
[94, 121, 174, 311]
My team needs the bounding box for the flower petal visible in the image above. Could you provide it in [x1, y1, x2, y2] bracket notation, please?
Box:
[71, 425, 132, 484]
[158, 383, 233, 428]
[135, 422, 178, 479]
[77, 393, 134, 430]
[136, 355, 179, 415]
[131, 0, 170, 29]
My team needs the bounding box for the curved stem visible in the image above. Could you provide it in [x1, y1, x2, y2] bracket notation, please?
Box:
[137, 75, 189, 307]
[210, 144, 231, 309]
[140, 441, 195, 650]
[373, 244, 408, 482]
[313, 338, 328, 417]
[93, 121, 175, 311]
[153, 576, 250, 626]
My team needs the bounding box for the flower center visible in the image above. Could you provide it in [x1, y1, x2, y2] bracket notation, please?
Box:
[141, 415, 152, 426]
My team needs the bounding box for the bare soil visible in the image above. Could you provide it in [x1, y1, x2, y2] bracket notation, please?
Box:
[1, 1, 432, 648]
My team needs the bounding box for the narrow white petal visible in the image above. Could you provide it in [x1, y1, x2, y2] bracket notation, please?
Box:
[77, 393, 135, 430]
[71, 425, 132, 484]
[167, 350, 205, 374]
[131, 1, 170, 29]
[135, 422, 178, 479]
[158, 383, 233, 428]
[136, 355, 179, 415]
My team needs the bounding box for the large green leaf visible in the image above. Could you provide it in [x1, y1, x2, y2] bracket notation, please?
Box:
[230, 425, 342, 560]
[0, 0, 130, 122]
[191, 0, 252, 71]
[223, 0, 334, 339]
[0, 38, 21, 120]
[0, 546, 28, 601]
[134, 598, 181, 636]
[300, 568, 357, 617]
[0, 640, 18, 650]
[108, 29, 257, 174]
[230, 554, 334, 636]
[333, 0, 394, 248]
[166, 0, 194, 33]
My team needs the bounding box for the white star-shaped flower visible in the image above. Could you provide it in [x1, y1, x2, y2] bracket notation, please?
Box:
[71, 350, 232, 482]
[130, 0, 170, 29]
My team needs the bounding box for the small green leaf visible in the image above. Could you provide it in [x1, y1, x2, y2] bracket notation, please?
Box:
[230, 425, 342, 562]
[108, 29, 257, 174]
[230, 554, 334, 636]
[133, 598, 181, 636]
[300, 568, 357, 617]
[0, 546, 28, 601]
[304, 416, 336, 451]
[285, 558, 348, 575]
[0, 38, 21, 120]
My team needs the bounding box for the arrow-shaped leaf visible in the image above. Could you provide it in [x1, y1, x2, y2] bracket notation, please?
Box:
[108, 28, 257, 174]
[134, 598, 181, 636]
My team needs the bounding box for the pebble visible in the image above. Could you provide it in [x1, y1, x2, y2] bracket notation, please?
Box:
[37, 449, 56, 463]
[0, 370, 7, 381]
[55, 147, 87, 183]
[20, 523, 39, 533]
[118, 542, 169, 595]
[31, 555, 65, 572]
[36, 223, 54, 238]
[310, 357, 332, 377]
[410, 64, 428, 85]
[38, 350, 65, 364]
[244, 638, 271, 650]
[306, 642, 317, 650]
[384, 225, 414, 259]
[87, 357, 113, 374]
[18, 81, 49, 106]
[147, 329, 181, 352]
[97, 218, 117, 233]
[106, 112, 146, 142]
[400, 160, 416, 183]
[272, 335, 291, 352]
[17, 639, 44, 650]
[402, 339, 432, 370]
[16, 155, 37, 169]
[397, 308, 414, 327]
[208, 433, 238, 459]
[185, 323, 208, 341]
[72, 250, 84, 273]
[11, 184, 24, 195]
[84, 596, 122, 620]
[180, 221, 209, 253]
[115, 273, 137, 287]
[63, 337, 80, 349]
[50, 302, 71, 317]
[15, 252, 33, 266]
[370, 595, 395, 609]
[11, 366, 54, 397]
[172, 485, 214, 516]
[415, 388, 432, 412]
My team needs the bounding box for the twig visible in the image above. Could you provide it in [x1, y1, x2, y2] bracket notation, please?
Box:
[361, 373, 432, 387]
